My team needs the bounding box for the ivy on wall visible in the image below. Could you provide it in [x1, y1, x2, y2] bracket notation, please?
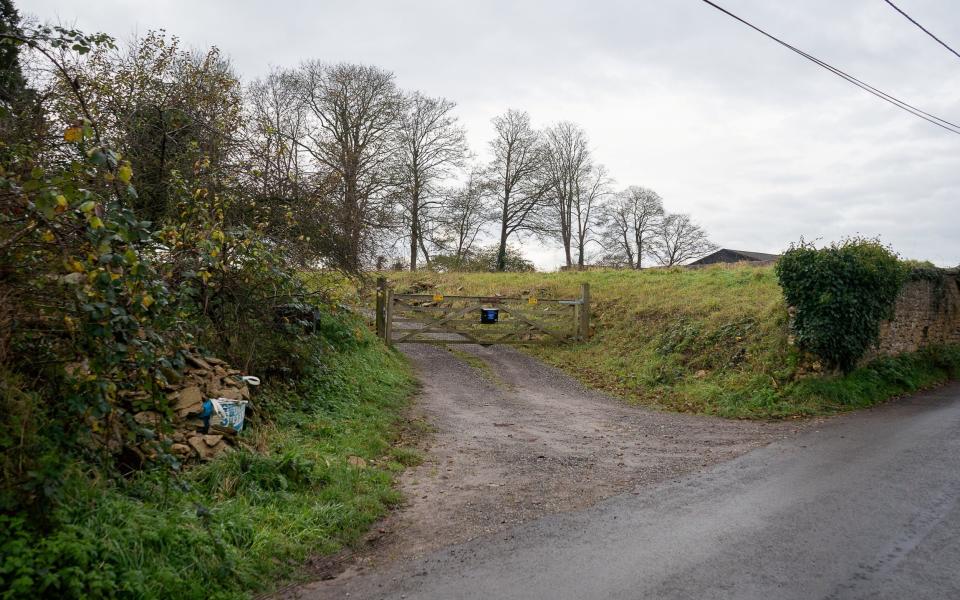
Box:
[776, 238, 906, 373]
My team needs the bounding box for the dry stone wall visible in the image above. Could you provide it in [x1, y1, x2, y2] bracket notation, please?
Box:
[869, 270, 960, 358]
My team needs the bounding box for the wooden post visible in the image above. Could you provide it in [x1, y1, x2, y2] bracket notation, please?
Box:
[384, 288, 394, 347]
[375, 277, 386, 340]
[578, 282, 590, 340]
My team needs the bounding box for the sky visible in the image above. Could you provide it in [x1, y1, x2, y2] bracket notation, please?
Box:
[26, 0, 960, 269]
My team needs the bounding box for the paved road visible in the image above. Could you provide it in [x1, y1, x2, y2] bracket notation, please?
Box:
[323, 383, 960, 599]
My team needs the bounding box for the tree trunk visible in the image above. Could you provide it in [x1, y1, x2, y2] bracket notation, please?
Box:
[497, 182, 510, 271]
[496, 220, 508, 271]
[409, 221, 419, 271]
[419, 234, 431, 268]
[409, 181, 420, 271]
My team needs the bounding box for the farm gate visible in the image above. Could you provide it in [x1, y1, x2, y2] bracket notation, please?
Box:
[375, 279, 590, 346]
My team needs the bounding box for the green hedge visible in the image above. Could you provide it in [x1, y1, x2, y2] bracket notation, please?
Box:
[775, 238, 906, 372]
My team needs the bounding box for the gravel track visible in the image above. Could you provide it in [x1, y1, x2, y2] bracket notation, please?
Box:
[279, 343, 807, 598]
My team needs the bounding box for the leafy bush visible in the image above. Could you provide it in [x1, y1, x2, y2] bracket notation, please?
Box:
[0, 25, 323, 516]
[776, 238, 906, 372]
[0, 28, 193, 514]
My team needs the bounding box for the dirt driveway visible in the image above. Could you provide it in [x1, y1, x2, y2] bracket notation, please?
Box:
[279, 343, 808, 598]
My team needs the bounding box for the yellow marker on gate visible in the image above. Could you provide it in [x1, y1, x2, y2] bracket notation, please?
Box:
[433, 293, 444, 302]
[528, 296, 538, 305]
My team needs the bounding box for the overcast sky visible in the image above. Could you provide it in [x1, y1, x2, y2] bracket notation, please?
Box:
[27, 0, 960, 268]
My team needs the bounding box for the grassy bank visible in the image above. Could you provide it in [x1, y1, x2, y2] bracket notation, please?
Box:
[357, 266, 960, 418]
[1, 317, 415, 599]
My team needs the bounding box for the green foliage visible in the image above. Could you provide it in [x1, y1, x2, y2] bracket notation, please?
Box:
[787, 345, 960, 411]
[73, 31, 243, 224]
[0, 0, 27, 104]
[154, 169, 325, 377]
[775, 238, 906, 372]
[1, 113, 191, 513]
[0, 19, 419, 600]
[0, 326, 415, 599]
[0, 23, 323, 516]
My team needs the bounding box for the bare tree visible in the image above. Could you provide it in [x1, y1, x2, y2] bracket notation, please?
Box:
[297, 61, 402, 273]
[598, 186, 664, 269]
[247, 67, 307, 205]
[431, 170, 490, 268]
[571, 164, 611, 268]
[487, 109, 544, 271]
[540, 121, 590, 267]
[246, 67, 346, 266]
[397, 92, 468, 270]
[649, 213, 718, 266]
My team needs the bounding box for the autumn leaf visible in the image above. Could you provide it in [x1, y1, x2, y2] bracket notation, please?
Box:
[117, 164, 133, 183]
[64, 126, 83, 143]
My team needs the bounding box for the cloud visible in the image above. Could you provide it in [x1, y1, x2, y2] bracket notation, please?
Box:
[27, 0, 960, 268]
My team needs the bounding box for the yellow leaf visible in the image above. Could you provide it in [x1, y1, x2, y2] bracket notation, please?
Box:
[211, 229, 225, 243]
[79, 201, 96, 214]
[64, 126, 83, 143]
[55, 195, 68, 211]
[200, 271, 210, 283]
[117, 164, 133, 183]
[142, 294, 154, 308]
[41, 231, 55, 243]
[89, 215, 104, 229]
[67, 260, 84, 273]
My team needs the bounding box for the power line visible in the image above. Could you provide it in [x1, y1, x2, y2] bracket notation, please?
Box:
[698, 0, 960, 135]
[883, 0, 960, 61]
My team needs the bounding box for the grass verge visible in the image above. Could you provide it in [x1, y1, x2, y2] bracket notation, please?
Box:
[368, 266, 960, 418]
[1, 318, 415, 599]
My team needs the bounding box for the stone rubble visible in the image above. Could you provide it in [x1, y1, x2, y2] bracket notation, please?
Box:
[133, 352, 253, 463]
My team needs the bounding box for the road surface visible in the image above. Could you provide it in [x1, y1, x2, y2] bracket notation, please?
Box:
[300, 380, 960, 599]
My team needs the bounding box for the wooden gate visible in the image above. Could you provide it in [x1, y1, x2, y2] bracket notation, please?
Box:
[375, 278, 590, 346]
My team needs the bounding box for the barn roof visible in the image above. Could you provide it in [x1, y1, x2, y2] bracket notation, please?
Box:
[726, 249, 780, 261]
[689, 249, 781, 265]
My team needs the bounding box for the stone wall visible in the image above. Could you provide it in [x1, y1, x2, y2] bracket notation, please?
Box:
[870, 271, 960, 358]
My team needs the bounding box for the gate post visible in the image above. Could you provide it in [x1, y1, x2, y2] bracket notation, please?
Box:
[384, 288, 394, 347]
[578, 282, 591, 340]
[375, 277, 386, 340]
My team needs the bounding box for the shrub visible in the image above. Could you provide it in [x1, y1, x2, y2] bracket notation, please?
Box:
[0, 25, 325, 516]
[775, 238, 906, 372]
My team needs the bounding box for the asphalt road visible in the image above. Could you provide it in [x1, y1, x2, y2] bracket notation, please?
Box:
[325, 382, 960, 599]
